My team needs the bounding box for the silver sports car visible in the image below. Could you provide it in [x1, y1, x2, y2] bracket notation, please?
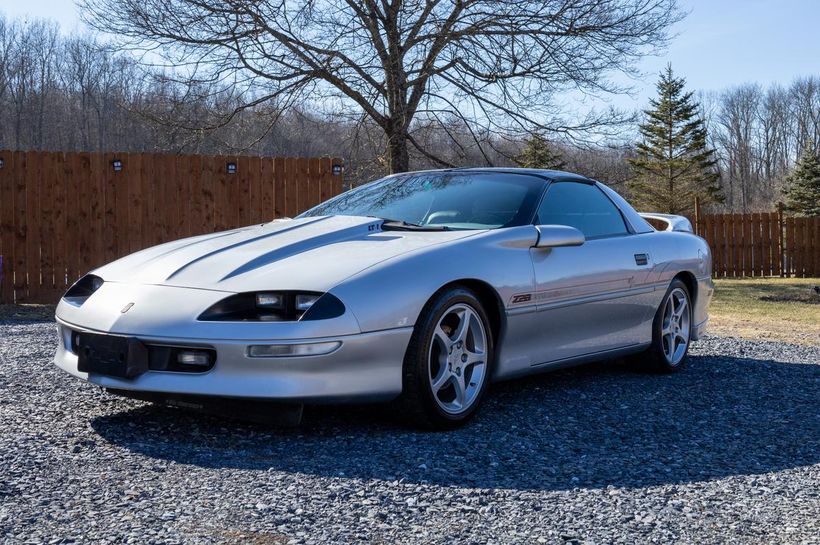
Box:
[54, 168, 713, 428]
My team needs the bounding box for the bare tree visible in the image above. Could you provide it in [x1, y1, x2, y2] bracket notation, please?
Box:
[790, 76, 820, 155]
[716, 84, 761, 211]
[79, 0, 681, 173]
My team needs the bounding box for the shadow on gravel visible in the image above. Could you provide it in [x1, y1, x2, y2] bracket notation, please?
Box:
[91, 354, 820, 491]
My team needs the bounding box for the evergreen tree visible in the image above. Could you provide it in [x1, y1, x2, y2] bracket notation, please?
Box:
[627, 65, 721, 214]
[782, 146, 820, 216]
[515, 134, 566, 170]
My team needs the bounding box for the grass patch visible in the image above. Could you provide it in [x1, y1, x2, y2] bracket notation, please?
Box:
[709, 277, 820, 346]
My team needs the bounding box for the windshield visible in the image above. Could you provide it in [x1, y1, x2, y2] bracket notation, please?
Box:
[299, 172, 544, 230]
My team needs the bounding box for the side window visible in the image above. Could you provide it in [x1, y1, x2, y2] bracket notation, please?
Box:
[536, 182, 628, 238]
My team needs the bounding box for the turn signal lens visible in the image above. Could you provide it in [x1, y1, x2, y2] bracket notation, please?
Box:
[247, 341, 342, 358]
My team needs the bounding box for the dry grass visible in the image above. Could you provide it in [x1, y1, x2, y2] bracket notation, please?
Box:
[708, 277, 820, 346]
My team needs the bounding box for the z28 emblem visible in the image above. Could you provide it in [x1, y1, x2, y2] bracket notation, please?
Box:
[510, 294, 532, 305]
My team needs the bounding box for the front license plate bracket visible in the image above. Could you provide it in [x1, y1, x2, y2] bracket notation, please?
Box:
[76, 333, 149, 379]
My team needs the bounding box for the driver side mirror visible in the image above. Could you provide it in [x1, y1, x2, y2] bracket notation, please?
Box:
[534, 225, 585, 248]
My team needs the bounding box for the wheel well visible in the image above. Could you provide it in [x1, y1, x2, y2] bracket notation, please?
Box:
[673, 271, 698, 304]
[438, 279, 504, 345]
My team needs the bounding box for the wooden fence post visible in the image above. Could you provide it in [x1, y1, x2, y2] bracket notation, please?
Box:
[693, 197, 701, 236]
[777, 203, 785, 278]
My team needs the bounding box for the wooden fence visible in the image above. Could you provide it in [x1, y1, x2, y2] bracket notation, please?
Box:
[0, 150, 344, 303]
[694, 209, 819, 278]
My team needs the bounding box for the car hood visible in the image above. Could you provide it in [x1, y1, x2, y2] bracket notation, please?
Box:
[94, 215, 478, 293]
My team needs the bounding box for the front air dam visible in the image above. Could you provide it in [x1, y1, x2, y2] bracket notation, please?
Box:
[106, 389, 305, 426]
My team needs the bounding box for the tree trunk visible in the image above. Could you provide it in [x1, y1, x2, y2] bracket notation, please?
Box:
[387, 128, 410, 173]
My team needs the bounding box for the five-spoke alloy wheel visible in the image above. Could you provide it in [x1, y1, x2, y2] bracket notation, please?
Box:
[429, 303, 488, 415]
[641, 278, 693, 373]
[661, 287, 691, 366]
[396, 287, 494, 429]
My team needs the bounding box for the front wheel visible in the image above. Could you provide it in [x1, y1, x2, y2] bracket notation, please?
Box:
[640, 279, 693, 373]
[394, 287, 494, 429]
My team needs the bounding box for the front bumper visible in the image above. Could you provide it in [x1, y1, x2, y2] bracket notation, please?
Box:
[54, 319, 412, 402]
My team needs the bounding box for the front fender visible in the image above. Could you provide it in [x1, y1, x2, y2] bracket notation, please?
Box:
[330, 226, 538, 333]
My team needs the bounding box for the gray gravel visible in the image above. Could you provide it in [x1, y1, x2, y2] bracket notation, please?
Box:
[1, 320, 818, 544]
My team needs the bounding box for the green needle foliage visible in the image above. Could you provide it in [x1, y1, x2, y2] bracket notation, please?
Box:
[782, 146, 820, 216]
[628, 65, 721, 215]
[515, 134, 566, 170]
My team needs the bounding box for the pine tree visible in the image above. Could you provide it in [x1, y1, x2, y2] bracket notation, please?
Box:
[515, 134, 566, 170]
[782, 146, 820, 216]
[627, 65, 721, 215]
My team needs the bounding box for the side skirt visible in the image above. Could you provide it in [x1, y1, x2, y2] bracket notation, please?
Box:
[493, 343, 650, 382]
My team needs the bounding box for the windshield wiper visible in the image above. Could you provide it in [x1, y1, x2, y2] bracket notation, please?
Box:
[371, 217, 450, 231]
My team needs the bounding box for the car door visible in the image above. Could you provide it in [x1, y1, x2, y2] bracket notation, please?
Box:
[527, 180, 656, 367]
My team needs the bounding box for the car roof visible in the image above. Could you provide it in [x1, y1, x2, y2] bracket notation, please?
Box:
[394, 167, 593, 184]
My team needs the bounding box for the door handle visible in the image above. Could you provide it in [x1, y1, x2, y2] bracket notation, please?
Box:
[634, 253, 649, 266]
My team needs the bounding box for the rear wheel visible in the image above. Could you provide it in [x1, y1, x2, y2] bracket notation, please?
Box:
[640, 279, 692, 373]
[395, 287, 494, 429]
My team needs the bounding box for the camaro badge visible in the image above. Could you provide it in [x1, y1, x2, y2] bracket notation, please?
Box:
[121, 303, 135, 314]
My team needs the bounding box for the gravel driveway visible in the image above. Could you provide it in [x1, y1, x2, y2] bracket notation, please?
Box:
[1, 320, 818, 544]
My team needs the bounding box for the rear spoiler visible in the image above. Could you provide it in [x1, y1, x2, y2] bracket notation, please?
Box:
[639, 213, 693, 233]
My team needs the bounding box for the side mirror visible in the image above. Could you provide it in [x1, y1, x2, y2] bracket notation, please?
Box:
[534, 225, 585, 248]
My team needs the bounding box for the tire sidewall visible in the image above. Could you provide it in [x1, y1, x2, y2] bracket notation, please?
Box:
[411, 288, 494, 426]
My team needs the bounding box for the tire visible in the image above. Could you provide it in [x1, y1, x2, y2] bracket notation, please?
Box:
[639, 278, 693, 373]
[393, 286, 494, 429]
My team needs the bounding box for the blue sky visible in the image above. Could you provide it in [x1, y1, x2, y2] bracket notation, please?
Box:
[2, 0, 819, 109]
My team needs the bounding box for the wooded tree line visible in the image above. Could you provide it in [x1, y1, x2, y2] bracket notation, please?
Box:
[0, 12, 818, 212]
[700, 79, 820, 212]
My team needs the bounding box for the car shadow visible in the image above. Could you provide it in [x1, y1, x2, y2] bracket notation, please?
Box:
[90, 353, 820, 491]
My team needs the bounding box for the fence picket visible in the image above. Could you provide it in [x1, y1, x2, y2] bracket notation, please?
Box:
[274, 157, 286, 219]
[814, 217, 820, 276]
[796, 218, 808, 277]
[24, 151, 42, 302]
[0, 152, 14, 303]
[761, 213, 771, 277]
[715, 214, 724, 277]
[284, 157, 298, 217]
[39, 152, 56, 299]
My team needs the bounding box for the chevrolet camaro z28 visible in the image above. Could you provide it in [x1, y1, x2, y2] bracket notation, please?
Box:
[54, 168, 713, 428]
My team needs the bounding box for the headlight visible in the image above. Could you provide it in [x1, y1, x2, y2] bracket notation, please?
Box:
[198, 291, 345, 322]
[63, 274, 104, 306]
[256, 292, 285, 309]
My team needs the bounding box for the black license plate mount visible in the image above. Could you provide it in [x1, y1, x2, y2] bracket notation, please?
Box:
[76, 333, 149, 379]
